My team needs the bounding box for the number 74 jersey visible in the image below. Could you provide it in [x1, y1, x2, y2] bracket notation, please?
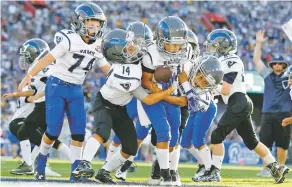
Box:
[50, 29, 109, 85]
[219, 54, 246, 104]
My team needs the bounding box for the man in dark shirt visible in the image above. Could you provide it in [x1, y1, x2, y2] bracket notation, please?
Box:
[253, 30, 292, 177]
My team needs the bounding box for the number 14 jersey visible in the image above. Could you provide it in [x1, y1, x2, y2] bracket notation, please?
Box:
[50, 29, 108, 85]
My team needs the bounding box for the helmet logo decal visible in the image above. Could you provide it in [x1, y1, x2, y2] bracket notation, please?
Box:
[56, 36, 63, 44]
[126, 31, 135, 42]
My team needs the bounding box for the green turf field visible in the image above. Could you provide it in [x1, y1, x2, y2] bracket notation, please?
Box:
[1, 158, 291, 186]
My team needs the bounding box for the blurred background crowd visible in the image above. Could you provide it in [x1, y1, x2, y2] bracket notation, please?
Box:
[1, 1, 292, 163]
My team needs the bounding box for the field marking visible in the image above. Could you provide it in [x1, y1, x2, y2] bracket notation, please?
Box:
[0, 158, 265, 170]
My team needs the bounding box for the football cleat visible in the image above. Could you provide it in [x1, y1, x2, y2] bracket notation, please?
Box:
[72, 160, 95, 179]
[257, 167, 271, 177]
[170, 170, 181, 186]
[45, 163, 61, 177]
[10, 161, 33, 175]
[34, 153, 48, 181]
[148, 159, 161, 185]
[192, 164, 205, 181]
[267, 162, 289, 184]
[195, 165, 221, 182]
[115, 160, 133, 181]
[159, 169, 172, 186]
[95, 168, 117, 184]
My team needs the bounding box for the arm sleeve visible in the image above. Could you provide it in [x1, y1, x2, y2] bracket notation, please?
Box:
[259, 65, 272, 79]
[223, 72, 238, 84]
[50, 31, 70, 59]
[142, 53, 155, 73]
[130, 86, 149, 101]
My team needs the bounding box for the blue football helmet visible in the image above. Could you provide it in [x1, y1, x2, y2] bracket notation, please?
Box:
[204, 29, 237, 57]
[188, 55, 224, 93]
[71, 3, 107, 40]
[19, 38, 50, 70]
[155, 16, 188, 62]
[101, 29, 145, 64]
[126, 22, 153, 61]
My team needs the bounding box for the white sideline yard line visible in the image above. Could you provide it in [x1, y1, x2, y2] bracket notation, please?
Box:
[1, 157, 264, 170]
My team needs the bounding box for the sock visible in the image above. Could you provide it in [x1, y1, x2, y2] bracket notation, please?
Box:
[170, 146, 180, 171]
[31, 146, 39, 161]
[39, 139, 53, 156]
[156, 148, 169, 169]
[82, 137, 100, 162]
[106, 143, 120, 162]
[262, 152, 276, 166]
[188, 146, 202, 165]
[212, 155, 223, 170]
[199, 146, 212, 170]
[70, 145, 82, 163]
[20, 140, 32, 166]
[58, 143, 74, 163]
[102, 151, 126, 172]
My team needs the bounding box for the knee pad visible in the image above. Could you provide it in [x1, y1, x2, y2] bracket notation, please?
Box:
[9, 120, 22, 137]
[45, 131, 59, 141]
[243, 137, 259, 150]
[211, 127, 225, 145]
[169, 127, 179, 147]
[52, 139, 62, 150]
[71, 134, 85, 142]
[121, 141, 138, 156]
[17, 124, 30, 141]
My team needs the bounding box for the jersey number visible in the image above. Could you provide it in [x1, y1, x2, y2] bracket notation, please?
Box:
[68, 53, 95, 74]
[122, 66, 130, 75]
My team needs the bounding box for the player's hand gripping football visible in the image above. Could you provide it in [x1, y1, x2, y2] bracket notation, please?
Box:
[178, 71, 188, 83]
[18, 74, 32, 92]
[256, 30, 267, 44]
[282, 117, 292, 127]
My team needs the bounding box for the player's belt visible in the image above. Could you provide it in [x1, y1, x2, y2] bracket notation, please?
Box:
[48, 76, 81, 87]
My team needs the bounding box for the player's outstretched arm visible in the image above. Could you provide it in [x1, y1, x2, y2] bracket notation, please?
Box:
[18, 54, 55, 92]
[163, 96, 188, 107]
[131, 85, 175, 106]
[2, 90, 34, 99]
[27, 91, 45, 102]
[253, 30, 267, 73]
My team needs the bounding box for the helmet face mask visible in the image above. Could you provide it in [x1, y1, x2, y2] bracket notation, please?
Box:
[205, 29, 237, 57]
[19, 39, 49, 70]
[155, 16, 188, 63]
[102, 29, 146, 64]
[189, 55, 224, 94]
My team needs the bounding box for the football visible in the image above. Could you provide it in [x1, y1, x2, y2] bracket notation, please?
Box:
[154, 66, 172, 83]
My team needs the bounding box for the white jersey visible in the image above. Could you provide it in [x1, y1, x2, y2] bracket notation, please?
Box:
[142, 43, 192, 94]
[50, 29, 109, 85]
[11, 86, 35, 121]
[100, 62, 147, 106]
[220, 54, 246, 104]
[29, 62, 53, 103]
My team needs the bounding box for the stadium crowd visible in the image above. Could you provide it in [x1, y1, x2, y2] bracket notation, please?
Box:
[1, 1, 291, 159]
